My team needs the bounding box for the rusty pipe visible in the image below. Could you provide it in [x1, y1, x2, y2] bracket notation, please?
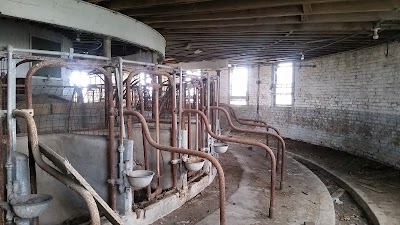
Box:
[124, 110, 226, 225]
[211, 106, 286, 190]
[219, 103, 280, 136]
[151, 82, 162, 190]
[24, 61, 117, 210]
[13, 110, 101, 225]
[182, 109, 276, 218]
[125, 70, 178, 188]
[138, 85, 152, 200]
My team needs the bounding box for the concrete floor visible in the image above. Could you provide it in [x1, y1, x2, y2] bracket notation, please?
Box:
[284, 139, 400, 225]
[196, 145, 334, 225]
[155, 144, 335, 225]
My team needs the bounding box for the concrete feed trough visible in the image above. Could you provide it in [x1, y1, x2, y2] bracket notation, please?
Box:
[10, 194, 53, 219]
[126, 170, 155, 189]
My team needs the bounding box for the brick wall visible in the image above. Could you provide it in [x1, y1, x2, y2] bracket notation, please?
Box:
[220, 43, 400, 168]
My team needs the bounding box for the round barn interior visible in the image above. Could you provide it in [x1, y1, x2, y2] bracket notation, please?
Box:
[0, 0, 400, 225]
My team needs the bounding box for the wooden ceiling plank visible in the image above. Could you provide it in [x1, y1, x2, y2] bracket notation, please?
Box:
[150, 12, 400, 28]
[105, 0, 211, 11]
[160, 22, 381, 33]
[123, 0, 360, 16]
[141, 0, 400, 23]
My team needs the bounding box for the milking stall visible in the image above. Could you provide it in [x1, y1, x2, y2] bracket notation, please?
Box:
[1, 0, 400, 225]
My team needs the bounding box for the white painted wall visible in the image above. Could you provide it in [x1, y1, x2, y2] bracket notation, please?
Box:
[219, 43, 400, 168]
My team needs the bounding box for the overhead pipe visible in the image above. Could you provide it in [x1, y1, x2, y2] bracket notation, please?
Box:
[24, 61, 117, 210]
[182, 109, 276, 218]
[124, 110, 226, 225]
[13, 110, 101, 225]
[210, 106, 286, 190]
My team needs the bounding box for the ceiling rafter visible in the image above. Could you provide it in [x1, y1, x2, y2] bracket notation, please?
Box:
[121, 0, 360, 16]
[82, 0, 400, 64]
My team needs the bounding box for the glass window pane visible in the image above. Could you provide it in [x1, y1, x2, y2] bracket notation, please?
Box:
[230, 67, 248, 97]
[275, 63, 293, 106]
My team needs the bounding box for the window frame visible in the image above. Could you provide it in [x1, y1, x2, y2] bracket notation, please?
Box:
[228, 66, 249, 106]
[272, 62, 295, 107]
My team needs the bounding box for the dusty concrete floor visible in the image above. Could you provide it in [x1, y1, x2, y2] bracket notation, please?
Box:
[283, 138, 400, 225]
[232, 130, 400, 225]
[152, 150, 244, 225]
[309, 167, 372, 225]
[153, 144, 335, 225]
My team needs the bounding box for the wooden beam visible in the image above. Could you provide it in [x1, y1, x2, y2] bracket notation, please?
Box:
[301, 4, 312, 22]
[105, 0, 210, 10]
[150, 12, 400, 28]
[160, 22, 377, 33]
[141, 0, 400, 23]
[123, 0, 358, 16]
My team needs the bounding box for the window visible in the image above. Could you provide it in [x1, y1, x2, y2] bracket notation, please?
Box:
[274, 62, 294, 106]
[229, 67, 248, 105]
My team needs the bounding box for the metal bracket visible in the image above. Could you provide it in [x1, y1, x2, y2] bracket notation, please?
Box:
[0, 109, 34, 118]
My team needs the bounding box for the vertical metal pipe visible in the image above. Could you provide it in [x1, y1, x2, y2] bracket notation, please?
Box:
[125, 76, 133, 139]
[199, 83, 205, 149]
[178, 69, 183, 148]
[5, 45, 15, 223]
[215, 70, 221, 135]
[154, 83, 161, 189]
[171, 72, 178, 187]
[206, 73, 211, 147]
[187, 85, 192, 150]
[0, 78, 4, 225]
[138, 85, 151, 200]
[116, 58, 125, 194]
[103, 37, 117, 210]
[195, 88, 199, 151]
[256, 65, 261, 120]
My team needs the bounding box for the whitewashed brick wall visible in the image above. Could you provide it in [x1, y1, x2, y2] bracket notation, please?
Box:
[219, 42, 400, 168]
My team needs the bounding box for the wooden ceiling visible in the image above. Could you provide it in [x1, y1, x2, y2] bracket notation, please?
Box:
[86, 0, 400, 64]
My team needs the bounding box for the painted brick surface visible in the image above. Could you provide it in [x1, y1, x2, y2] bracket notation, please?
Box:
[220, 43, 400, 168]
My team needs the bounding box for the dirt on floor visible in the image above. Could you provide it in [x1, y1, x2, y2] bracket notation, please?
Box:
[231, 132, 376, 225]
[151, 150, 244, 225]
[309, 167, 372, 225]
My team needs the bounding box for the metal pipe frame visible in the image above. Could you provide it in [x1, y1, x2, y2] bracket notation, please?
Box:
[125, 69, 178, 193]
[6, 45, 16, 223]
[13, 110, 101, 225]
[124, 110, 226, 225]
[182, 109, 276, 218]
[23, 60, 118, 210]
[218, 103, 284, 176]
[210, 106, 286, 190]
[219, 103, 280, 135]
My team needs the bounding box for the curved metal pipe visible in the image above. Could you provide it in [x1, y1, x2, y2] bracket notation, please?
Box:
[13, 110, 101, 225]
[182, 109, 276, 218]
[24, 61, 117, 210]
[125, 69, 178, 189]
[210, 106, 286, 190]
[219, 103, 280, 136]
[124, 110, 226, 225]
